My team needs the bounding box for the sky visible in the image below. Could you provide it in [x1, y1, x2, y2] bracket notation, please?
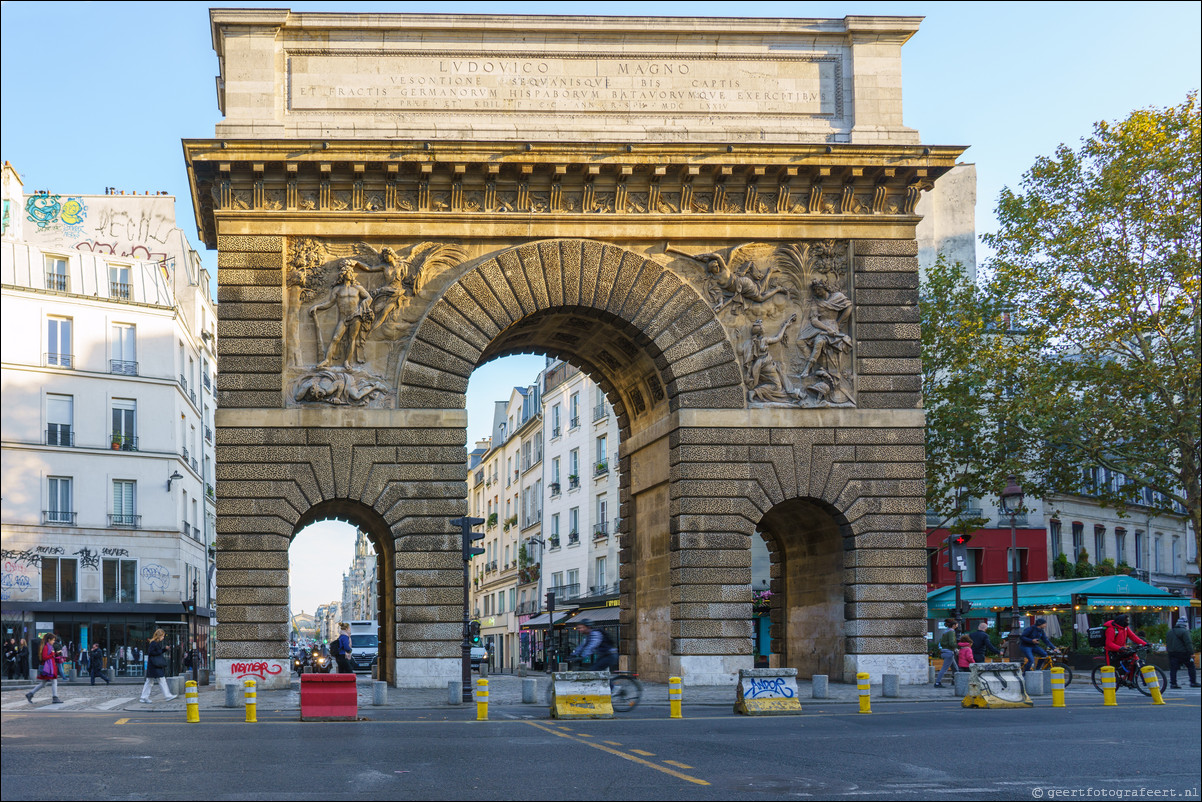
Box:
[3, 1, 1199, 612]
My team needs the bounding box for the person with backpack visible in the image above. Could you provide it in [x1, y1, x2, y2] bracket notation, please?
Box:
[569, 619, 617, 672]
[933, 618, 959, 688]
[1019, 617, 1056, 674]
[1104, 613, 1147, 678]
[329, 623, 354, 674]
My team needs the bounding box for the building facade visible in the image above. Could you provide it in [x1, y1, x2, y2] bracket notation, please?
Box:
[340, 529, 379, 623]
[1, 163, 217, 675]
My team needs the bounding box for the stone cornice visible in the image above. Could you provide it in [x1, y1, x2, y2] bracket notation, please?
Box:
[184, 139, 965, 247]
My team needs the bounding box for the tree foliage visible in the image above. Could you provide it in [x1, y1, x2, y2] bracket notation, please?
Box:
[980, 93, 1201, 559]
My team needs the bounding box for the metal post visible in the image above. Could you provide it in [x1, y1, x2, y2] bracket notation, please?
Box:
[462, 556, 472, 703]
[1008, 510, 1021, 661]
[190, 578, 199, 686]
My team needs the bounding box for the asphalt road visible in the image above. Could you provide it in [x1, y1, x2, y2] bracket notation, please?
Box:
[2, 697, 1199, 800]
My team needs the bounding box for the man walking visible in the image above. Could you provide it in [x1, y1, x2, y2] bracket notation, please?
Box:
[1166, 618, 1198, 689]
[933, 618, 959, 688]
[969, 621, 1002, 664]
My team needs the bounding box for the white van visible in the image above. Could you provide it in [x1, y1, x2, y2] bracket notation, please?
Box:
[348, 620, 379, 673]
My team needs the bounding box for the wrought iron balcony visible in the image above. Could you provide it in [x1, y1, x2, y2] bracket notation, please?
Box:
[205, 426, 213, 443]
[550, 583, 580, 600]
[43, 510, 77, 525]
[110, 359, 138, 376]
[593, 521, 609, 539]
[44, 352, 74, 369]
[568, 476, 580, 489]
[45, 427, 74, 447]
[110, 434, 139, 451]
[568, 531, 580, 545]
[108, 513, 141, 529]
[569, 416, 580, 429]
[551, 426, 561, 438]
[182, 447, 190, 462]
[593, 403, 607, 421]
[550, 482, 561, 497]
[594, 460, 609, 476]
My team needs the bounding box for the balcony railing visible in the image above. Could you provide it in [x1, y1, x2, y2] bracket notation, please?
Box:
[45, 427, 74, 447]
[109, 359, 139, 375]
[190, 390, 198, 406]
[203, 373, 211, 391]
[108, 513, 141, 528]
[44, 352, 74, 369]
[552, 426, 561, 438]
[179, 375, 188, 392]
[182, 447, 190, 463]
[550, 482, 561, 497]
[569, 416, 580, 429]
[517, 600, 540, 615]
[997, 507, 1029, 527]
[110, 281, 131, 299]
[549, 536, 561, 549]
[594, 460, 609, 476]
[593, 403, 607, 421]
[206, 483, 215, 499]
[110, 435, 139, 451]
[43, 510, 77, 525]
[550, 583, 580, 601]
[568, 476, 580, 489]
[568, 531, 580, 545]
[191, 525, 201, 540]
[45, 272, 68, 292]
[205, 426, 213, 443]
[593, 521, 608, 539]
[191, 457, 199, 473]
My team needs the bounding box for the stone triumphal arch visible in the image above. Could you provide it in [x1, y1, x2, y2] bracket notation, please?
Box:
[185, 10, 963, 688]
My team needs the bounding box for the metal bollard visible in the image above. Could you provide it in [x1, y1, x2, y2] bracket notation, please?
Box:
[185, 680, 199, 723]
[476, 678, 488, 721]
[522, 677, 536, 704]
[812, 674, 829, 699]
[1140, 665, 1166, 705]
[1100, 665, 1117, 706]
[244, 679, 257, 722]
[857, 672, 871, 714]
[448, 680, 461, 705]
[224, 683, 238, 708]
[372, 680, 387, 706]
[1050, 667, 1066, 708]
[669, 676, 682, 719]
[882, 674, 899, 698]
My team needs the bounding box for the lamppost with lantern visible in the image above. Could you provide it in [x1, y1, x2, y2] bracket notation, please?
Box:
[999, 475, 1025, 660]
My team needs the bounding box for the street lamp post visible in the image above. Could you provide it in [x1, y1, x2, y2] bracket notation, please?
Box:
[1000, 475, 1025, 661]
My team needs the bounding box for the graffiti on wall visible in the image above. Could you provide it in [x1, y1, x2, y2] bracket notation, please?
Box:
[25, 193, 174, 262]
[141, 563, 171, 592]
[1, 551, 39, 601]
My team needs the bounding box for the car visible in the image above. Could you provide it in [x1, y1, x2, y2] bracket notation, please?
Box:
[470, 646, 488, 670]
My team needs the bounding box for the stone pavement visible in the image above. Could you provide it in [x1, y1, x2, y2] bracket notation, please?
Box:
[5, 669, 1174, 714]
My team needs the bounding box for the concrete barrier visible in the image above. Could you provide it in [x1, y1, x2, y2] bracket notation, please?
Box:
[224, 683, 239, 708]
[1026, 670, 1046, 696]
[882, 674, 899, 698]
[962, 662, 1033, 709]
[953, 671, 970, 696]
[447, 680, 461, 705]
[734, 668, 802, 716]
[812, 674, 829, 699]
[522, 677, 537, 704]
[372, 680, 387, 706]
[549, 671, 614, 719]
[300, 673, 358, 721]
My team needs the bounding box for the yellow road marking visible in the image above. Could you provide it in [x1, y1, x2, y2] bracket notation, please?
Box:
[603, 740, 623, 746]
[525, 721, 709, 786]
[576, 732, 594, 738]
[663, 760, 694, 769]
[114, 718, 129, 725]
[630, 749, 656, 756]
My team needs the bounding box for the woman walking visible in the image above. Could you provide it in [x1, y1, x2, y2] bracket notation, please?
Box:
[139, 629, 177, 703]
[25, 633, 65, 704]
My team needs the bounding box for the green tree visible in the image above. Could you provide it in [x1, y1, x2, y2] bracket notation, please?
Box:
[982, 93, 1200, 560]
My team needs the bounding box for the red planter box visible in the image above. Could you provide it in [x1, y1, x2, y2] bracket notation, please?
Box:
[300, 674, 358, 721]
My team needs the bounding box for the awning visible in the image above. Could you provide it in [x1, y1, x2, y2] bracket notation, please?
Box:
[519, 611, 571, 629]
[566, 606, 621, 624]
[928, 575, 1190, 614]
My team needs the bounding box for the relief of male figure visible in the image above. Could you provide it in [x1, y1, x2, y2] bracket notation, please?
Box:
[309, 262, 374, 368]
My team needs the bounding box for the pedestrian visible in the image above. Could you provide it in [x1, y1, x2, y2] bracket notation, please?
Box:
[25, 633, 65, 704]
[956, 636, 974, 669]
[3, 638, 16, 679]
[330, 623, 355, 674]
[16, 638, 30, 679]
[1166, 617, 1199, 689]
[139, 629, 177, 703]
[88, 642, 110, 685]
[968, 621, 1001, 664]
[933, 618, 959, 688]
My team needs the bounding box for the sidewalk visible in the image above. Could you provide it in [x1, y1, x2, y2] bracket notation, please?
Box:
[3, 670, 1133, 713]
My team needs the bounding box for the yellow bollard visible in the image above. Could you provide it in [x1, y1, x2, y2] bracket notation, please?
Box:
[669, 676, 682, 719]
[1100, 665, 1117, 706]
[1140, 665, 1166, 705]
[476, 678, 488, 721]
[244, 679, 257, 722]
[1050, 667, 1066, 708]
[857, 672, 871, 714]
[185, 680, 199, 723]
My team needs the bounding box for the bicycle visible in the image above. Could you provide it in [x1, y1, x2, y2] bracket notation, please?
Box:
[545, 661, 643, 712]
[1090, 646, 1167, 696]
[1031, 650, 1074, 686]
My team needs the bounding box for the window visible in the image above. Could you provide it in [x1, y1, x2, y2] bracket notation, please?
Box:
[111, 323, 137, 374]
[1049, 520, 1062, 558]
[41, 557, 77, 602]
[1135, 530, 1145, 570]
[1094, 526, 1106, 562]
[46, 476, 74, 524]
[45, 255, 68, 292]
[569, 449, 579, 486]
[1071, 522, 1083, 561]
[962, 549, 980, 583]
[569, 393, 579, 427]
[551, 513, 560, 542]
[109, 264, 131, 299]
[112, 480, 137, 528]
[552, 457, 561, 489]
[552, 404, 561, 436]
[596, 556, 607, 590]
[498, 590, 506, 614]
[103, 558, 138, 603]
[1007, 548, 1028, 582]
[509, 588, 516, 610]
[597, 495, 608, 533]
[569, 507, 579, 539]
[567, 569, 579, 589]
[552, 571, 564, 589]
[46, 316, 72, 367]
[1154, 535, 1163, 572]
[1171, 537, 1181, 574]
[112, 399, 137, 450]
[47, 393, 73, 446]
[595, 434, 608, 473]
[1115, 528, 1126, 565]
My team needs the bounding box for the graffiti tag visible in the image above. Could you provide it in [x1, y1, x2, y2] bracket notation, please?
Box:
[141, 563, 171, 591]
[25, 194, 61, 228]
[744, 677, 795, 699]
[2, 549, 42, 567]
[74, 547, 101, 570]
[230, 661, 285, 681]
[101, 547, 130, 557]
[36, 545, 65, 555]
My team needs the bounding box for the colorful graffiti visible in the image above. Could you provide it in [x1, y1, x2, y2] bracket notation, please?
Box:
[60, 197, 87, 225]
[25, 194, 87, 229]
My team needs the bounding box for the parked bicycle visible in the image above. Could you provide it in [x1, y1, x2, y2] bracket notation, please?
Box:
[1031, 650, 1074, 686]
[1090, 646, 1167, 696]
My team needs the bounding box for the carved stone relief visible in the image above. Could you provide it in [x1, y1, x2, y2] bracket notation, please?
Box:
[670, 240, 855, 408]
[284, 238, 467, 408]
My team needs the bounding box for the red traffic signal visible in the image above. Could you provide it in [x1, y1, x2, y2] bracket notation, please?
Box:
[949, 533, 972, 546]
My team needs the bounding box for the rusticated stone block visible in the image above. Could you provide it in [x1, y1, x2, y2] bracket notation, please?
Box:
[218, 569, 289, 587]
[218, 285, 283, 303]
[215, 534, 289, 552]
[396, 587, 464, 606]
[855, 256, 919, 272]
[376, 428, 466, 446]
[670, 584, 753, 604]
[844, 549, 928, 568]
[855, 445, 925, 462]
[845, 636, 927, 655]
[220, 302, 283, 321]
[671, 620, 752, 638]
[673, 427, 771, 446]
[218, 622, 290, 641]
[835, 428, 923, 446]
[218, 235, 282, 252]
[216, 515, 292, 537]
[219, 355, 284, 374]
[669, 637, 752, 655]
[856, 271, 919, 289]
[669, 548, 751, 570]
[217, 250, 284, 268]
[211, 604, 287, 623]
[394, 605, 463, 624]
[217, 427, 308, 446]
[672, 566, 751, 585]
[855, 288, 920, 307]
[844, 602, 928, 620]
[858, 392, 922, 409]
[856, 305, 919, 323]
[397, 622, 462, 641]
[216, 269, 280, 286]
[674, 443, 750, 465]
[852, 462, 925, 481]
[402, 360, 471, 394]
[856, 322, 921, 341]
[216, 586, 289, 606]
[396, 387, 465, 410]
[859, 358, 922, 375]
[395, 641, 459, 659]
[856, 375, 922, 393]
[856, 340, 921, 359]
[854, 239, 918, 257]
[673, 602, 753, 619]
[217, 373, 281, 391]
[217, 320, 282, 338]
[215, 640, 289, 660]
[215, 551, 289, 571]
[669, 532, 751, 550]
[844, 583, 928, 602]
[218, 338, 283, 356]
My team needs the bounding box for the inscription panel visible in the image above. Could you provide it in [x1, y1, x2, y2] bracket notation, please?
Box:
[287, 52, 841, 119]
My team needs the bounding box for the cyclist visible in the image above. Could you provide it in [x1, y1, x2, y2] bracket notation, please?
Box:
[1019, 618, 1056, 674]
[1104, 614, 1147, 682]
[569, 619, 618, 672]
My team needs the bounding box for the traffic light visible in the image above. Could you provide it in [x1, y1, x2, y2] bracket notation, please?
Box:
[545, 590, 556, 615]
[452, 516, 486, 560]
[181, 599, 195, 614]
[946, 533, 971, 572]
[469, 620, 481, 645]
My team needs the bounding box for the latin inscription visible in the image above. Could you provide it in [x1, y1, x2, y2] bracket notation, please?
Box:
[288, 54, 837, 116]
